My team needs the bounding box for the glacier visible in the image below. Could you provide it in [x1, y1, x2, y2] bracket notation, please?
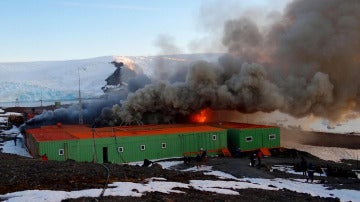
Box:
[0, 54, 220, 107]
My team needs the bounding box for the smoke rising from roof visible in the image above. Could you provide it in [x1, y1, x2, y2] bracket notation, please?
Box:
[26, 93, 127, 127]
[25, 0, 360, 126]
[115, 0, 360, 124]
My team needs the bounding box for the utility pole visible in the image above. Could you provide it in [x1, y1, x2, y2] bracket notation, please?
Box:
[78, 67, 83, 125]
[40, 89, 43, 107]
[15, 98, 19, 107]
[92, 127, 97, 163]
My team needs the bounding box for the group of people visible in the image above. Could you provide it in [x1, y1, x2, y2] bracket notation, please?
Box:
[300, 157, 315, 183]
[183, 148, 208, 168]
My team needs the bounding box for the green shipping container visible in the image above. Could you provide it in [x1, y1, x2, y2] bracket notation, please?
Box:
[213, 123, 280, 154]
[26, 126, 227, 163]
[227, 128, 263, 152]
[261, 127, 280, 149]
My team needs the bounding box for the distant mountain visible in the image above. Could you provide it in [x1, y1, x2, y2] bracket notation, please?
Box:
[0, 54, 221, 104]
[1, 53, 359, 133]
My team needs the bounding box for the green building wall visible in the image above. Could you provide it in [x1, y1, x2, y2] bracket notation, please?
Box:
[28, 125, 279, 162]
[261, 127, 280, 149]
[227, 127, 280, 153]
[34, 129, 227, 163]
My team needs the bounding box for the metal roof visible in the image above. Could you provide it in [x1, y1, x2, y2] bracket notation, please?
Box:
[26, 124, 226, 142]
[212, 122, 278, 129]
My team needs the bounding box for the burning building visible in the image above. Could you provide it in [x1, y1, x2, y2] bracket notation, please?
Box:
[25, 122, 280, 163]
[24, 0, 359, 162]
[25, 123, 228, 163]
[212, 122, 280, 153]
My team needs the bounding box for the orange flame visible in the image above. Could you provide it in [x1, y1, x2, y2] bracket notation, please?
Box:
[113, 56, 136, 71]
[190, 108, 212, 123]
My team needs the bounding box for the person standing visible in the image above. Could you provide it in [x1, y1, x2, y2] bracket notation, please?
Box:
[307, 163, 315, 183]
[256, 150, 263, 168]
[300, 157, 307, 176]
[235, 147, 242, 158]
[200, 148, 207, 163]
[249, 153, 256, 167]
[41, 154, 48, 161]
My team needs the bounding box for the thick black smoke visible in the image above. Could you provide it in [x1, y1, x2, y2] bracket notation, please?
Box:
[114, 0, 360, 124]
[26, 60, 136, 127]
[26, 92, 127, 127]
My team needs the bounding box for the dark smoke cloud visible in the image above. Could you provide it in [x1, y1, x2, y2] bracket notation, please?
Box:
[114, 0, 360, 124]
[26, 92, 127, 127]
[128, 74, 151, 92]
[267, 0, 360, 118]
[154, 34, 182, 55]
[25, 59, 139, 127]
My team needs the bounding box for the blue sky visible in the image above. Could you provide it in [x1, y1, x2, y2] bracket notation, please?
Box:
[0, 0, 288, 62]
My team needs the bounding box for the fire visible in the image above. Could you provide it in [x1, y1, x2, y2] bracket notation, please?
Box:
[190, 108, 212, 123]
[113, 56, 136, 71]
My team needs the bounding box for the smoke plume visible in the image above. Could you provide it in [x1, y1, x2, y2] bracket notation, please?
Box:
[115, 0, 360, 124]
[26, 93, 127, 127]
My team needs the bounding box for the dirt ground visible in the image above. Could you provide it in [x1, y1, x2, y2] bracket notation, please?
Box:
[0, 147, 359, 202]
[1, 126, 359, 201]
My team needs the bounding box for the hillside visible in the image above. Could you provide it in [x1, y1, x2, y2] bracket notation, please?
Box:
[0, 54, 220, 105]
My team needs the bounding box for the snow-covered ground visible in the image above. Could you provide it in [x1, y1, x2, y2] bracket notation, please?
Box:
[0, 127, 359, 202]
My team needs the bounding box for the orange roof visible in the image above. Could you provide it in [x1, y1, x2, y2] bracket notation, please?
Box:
[211, 122, 278, 129]
[26, 124, 226, 142]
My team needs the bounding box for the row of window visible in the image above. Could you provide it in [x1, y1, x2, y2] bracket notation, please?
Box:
[56, 134, 276, 155]
[57, 141, 194, 155]
[245, 134, 277, 142]
[118, 141, 170, 153]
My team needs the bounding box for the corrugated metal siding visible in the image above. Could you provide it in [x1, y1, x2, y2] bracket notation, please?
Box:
[31, 124, 289, 163]
[75, 139, 95, 162]
[226, 127, 280, 152]
[39, 141, 66, 161]
[37, 139, 95, 162]
[25, 134, 39, 157]
[107, 130, 227, 163]
[34, 129, 228, 163]
[239, 129, 263, 151]
[261, 127, 280, 148]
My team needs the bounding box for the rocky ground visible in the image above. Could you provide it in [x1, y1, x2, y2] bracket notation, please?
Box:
[1, 125, 359, 201]
[0, 148, 359, 202]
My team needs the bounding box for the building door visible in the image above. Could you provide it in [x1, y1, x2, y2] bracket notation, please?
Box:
[102, 147, 108, 163]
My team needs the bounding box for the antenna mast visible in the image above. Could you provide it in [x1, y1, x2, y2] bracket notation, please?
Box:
[40, 89, 43, 107]
[78, 67, 83, 125]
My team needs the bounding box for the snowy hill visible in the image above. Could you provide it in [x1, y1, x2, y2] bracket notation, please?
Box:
[0, 54, 220, 106]
[0, 56, 114, 103]
[1, 53, 360, 133]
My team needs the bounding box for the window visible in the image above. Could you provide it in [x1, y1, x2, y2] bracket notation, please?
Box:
[140, 144, 146, 151]
[118, 147, 124, 153]
[245, 136, 253, 142]
[212, 135, 217, 141]
[161, 143, 166, 149]
[58, 149, 64, 156]
[269, 134, 276, 140]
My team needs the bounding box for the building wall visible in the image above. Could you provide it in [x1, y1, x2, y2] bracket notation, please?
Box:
[33, 129, 228, 163]
[261, 127, 280, 149]
[227, 127, 280, 153]
[25, 134, 39, 157]
[29, 125, 279, 162]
